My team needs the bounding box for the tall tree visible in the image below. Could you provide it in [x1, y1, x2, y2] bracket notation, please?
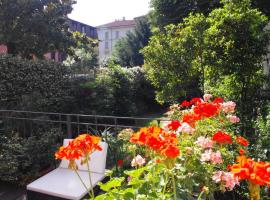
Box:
[112, 17, 152, 67]
[149, 0, 220, 29]
[204, 0, 270, 135]
[143, 14, 208, 103]
[150, 0, 270, 29]
[0, 0, 76, 59]
[143, 0, 270, 136]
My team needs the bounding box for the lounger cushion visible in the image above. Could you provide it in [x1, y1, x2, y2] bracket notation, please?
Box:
[27, 168, 105, 200]
[59, 139, 108, 174]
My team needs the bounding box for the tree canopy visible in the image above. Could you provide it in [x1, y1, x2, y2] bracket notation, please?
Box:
[112, 17, 152, 67]
[0, 0, 76, 59]
[150, 0, 270, 29]
[143, 0, 270, 118]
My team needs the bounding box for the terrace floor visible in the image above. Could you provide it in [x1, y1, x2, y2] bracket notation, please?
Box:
[0, 182, 26, 200]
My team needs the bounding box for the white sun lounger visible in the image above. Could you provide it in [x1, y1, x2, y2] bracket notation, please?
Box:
[27, 139, 108, 200]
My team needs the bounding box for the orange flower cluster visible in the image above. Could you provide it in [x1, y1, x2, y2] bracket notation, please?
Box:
[55, 134, 102, 161]
[130, 126, 180, 158]
[230, 156, 270, 186]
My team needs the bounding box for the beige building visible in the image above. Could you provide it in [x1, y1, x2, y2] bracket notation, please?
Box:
[96, 17, 135, 63]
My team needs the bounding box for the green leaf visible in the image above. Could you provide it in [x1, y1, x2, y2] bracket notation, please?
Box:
[124, 166, 147, 178]
[127, 178, 146, 186]
[98, 177, 125, 192]
[94, 194, 114, 200]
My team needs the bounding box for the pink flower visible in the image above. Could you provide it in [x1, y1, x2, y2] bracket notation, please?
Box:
[212, 171, 223, 183]
[203, 94, 213, 102]
[210, 151, 223, 164]
[195, 136, 213, 149]
[222, 172, 239, 190]
[131, 155, 146, 167]
[212, 171, 239, 190]
[127, 176, 132, 182]
[177, 122, 195, 134]
[227, 115, 240, 123]
[221, 101, 236, 113]
[200, 149, 212, 162]
[201, 150, 223, 164]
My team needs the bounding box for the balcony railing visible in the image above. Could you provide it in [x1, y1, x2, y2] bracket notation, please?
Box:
[0, 110, 169, 139]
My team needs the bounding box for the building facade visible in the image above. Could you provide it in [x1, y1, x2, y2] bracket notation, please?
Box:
[96, 18, 135, 63]
[68, 19, 98, 39]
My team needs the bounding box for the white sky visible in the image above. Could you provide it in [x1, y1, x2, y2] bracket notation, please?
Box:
[69, 0, 151, 27]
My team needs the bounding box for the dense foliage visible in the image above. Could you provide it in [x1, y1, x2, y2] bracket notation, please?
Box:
[63, 31, 99, 74]
[143, 14, 207, 103]
[204, 0, 269, 134]
[0, 128, 61, 185]
[0, 55, 69, 111]
[149, 0, 270, 29]
[149, 0, 220, 29]
[67, 65, 159, 116]
[112, 17, 152, 67]
[143, 0, 270, 134]
[0, 0, 76, 59]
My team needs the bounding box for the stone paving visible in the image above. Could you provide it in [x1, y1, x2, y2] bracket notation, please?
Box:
[0, 182, 26, 200]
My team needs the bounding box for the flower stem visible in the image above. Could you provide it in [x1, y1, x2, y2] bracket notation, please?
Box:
[248, 182, 260, 200]
[86, 155, 95, 199]
[197, 190, 204, 200]
[162, 173, 168, 196]
[171, 173, 177, 200]
[74, 169, 92, 198]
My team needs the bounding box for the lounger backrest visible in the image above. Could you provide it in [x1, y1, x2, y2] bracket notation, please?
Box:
[59, 139, 108, 174]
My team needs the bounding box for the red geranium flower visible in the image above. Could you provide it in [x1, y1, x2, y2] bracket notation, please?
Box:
[212, 131, 233, 144]
[190, 98, 203, 105]
[130, 126, 180, 159]
[239, 148, 245, 155]
[181, 100, 191, 107]
[193, 102, 220, 118]
[236, 136, 249, 147]
[168, 120, 181, 131]
[117, 160, 123, 167]
[162, 145, 180, 158]
[213, 97, 224, 104]
[55, 134, 102, 161]
[182, 113, 201, 127]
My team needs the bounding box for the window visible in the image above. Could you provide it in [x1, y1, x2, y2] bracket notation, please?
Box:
[105, 41, 109, 49]
[105, 49, 110, 55]
[82, 26, 86, 34]
[105, 32, 109, 40]
[115, 31, 119, 39]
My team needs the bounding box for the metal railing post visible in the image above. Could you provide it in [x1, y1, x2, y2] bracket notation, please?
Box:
[66, 115, 72, 139]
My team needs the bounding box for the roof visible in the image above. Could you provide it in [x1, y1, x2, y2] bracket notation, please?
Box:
[68, 18, 96, 29]
[96, 20, 135, 28]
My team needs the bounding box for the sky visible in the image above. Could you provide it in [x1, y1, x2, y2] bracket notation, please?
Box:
[69, 0, 152, 27]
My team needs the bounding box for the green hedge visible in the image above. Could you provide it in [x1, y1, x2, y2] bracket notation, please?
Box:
[0, 55, 69, 112]
[0, 128, 61, 185]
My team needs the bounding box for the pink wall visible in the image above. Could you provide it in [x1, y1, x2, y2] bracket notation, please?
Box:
[0, 45, 7, 54]
[0, 44, 62, 62]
